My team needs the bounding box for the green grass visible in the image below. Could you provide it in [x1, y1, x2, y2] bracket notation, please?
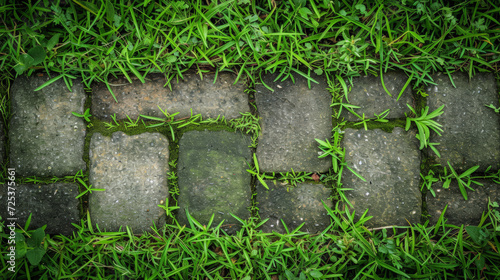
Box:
[1, 0, 500, 91]
[1, 0, 500, 279]
[1, 202, 500, 279]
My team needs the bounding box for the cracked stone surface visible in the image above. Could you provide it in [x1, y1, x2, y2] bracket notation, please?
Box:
[0, 183, 80, 235]
[426, 72, 500, 172]
[342, 128, 421, 228]
[9, 74, 86, 177]
[255, 72, 332, 172]
[341, 71, 414, 121]
[427, 180, 500, 225]
[92, 72, 250, 121]
[256, 181, 332, 233]
[89, 132, 169, 233]
[177, 130, 252, 234]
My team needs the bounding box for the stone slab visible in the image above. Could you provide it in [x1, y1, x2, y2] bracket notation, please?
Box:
[427, 180, 500, 225]
[342, 128, 421, 228]
[89, 132, 169, 232]
[341, 71, 414, 121]
[255, 72, 332, 172]
[426, 72, 500, 172]
[92, 72, 250, 121]
[9, 74, 86, 177]
[0, 183, 80, 235]
[256, 181, 332, 233]
[177, 130, 252, 234]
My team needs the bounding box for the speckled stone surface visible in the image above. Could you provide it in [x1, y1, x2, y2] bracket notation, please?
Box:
[177, 130, 252, 234]
[256, 181, 332, 233]
[255, 72, 332, 172]
[92, 72, 250, 121]
[9, 74, 86, 177]
[342, 128, 421, 227]
[426, 72, 500, 172]
[341, 72, 414, 121]
[0, 183, 80, 235]
[427, 180, 500, 225]
[89, 132, 169, 232]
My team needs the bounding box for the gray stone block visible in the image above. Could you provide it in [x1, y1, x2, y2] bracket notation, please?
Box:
[341, 72, 414, 121]
[0, 183, 80, 235]
[255, 72, 332, 172]
[256, 181, 332, 233]
[426, 72, 500, 172]
[92, 72, 250, 121]
[427, 180, 500, 225]
[342, 128, 421, 228]
[177, 130, 252, 234]
[89, 132, 169, 232]
[9, 74, 86, 177]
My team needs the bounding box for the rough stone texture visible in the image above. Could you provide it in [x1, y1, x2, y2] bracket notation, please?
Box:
[0, 183, 80, 235]
[341, 72, 414, 121]
[426, 72, 500, 172]
[255, 72, 332, 172]
[92, 72, 250, 121]
[89, 132, 169, 232]
[256, 181, 332, 233]
[427, 180, 500, 225]
[342, 128, 421, 228]
[9, 74, 86, 177]
[177, 130, 252, 234]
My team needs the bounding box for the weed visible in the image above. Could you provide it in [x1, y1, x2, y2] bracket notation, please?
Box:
[278, 169, 312, 188]
[12, 216, 47, 266]
[104, 113, 120, 129]
[421, 169, 439, 197]
[485, 104, 500, 113]
[405, 104, 444, 154]
[75, 177, 105, 199]
[374, 109, 390, 123]
[228, 112, 261, 148]
[246, 153, 273, 189]
[316, 130, 365, 182]
[441, 161, 480, 201]
[124, 115, 140, 128]
[72, 108, 92, 122]
[158, 198, 179, 219]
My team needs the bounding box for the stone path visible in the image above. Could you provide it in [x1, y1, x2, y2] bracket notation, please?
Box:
[1, 71, 499, 235]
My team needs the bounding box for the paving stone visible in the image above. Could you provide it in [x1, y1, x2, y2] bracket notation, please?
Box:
[426, 72, 500, 172]
[92, 72, 250, 121]
[255, 72, 332, 173]
[256, 181, 332, 233]
[177, 130, 252, 234]
[9, 74, 86, 177]
[89, 132, 169, 232]
[341, 71, 414, 121]
[342, 128, 421, 228]
[427, 180, 500, 225]
[0, 183, 80, 235]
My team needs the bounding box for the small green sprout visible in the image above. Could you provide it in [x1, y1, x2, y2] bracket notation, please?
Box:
[158, 198, 180, 219]
[72, 108, 92, 122]
[485, 104, 500, 113]
[405, 104, 444, 151]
